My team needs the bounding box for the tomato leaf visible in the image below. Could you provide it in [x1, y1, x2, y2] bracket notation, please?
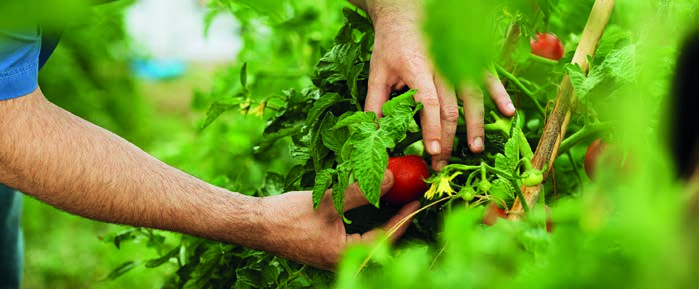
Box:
[312, 168, 335, 209]
[347, 123, 389, 207]
[332, 163, 352, 223]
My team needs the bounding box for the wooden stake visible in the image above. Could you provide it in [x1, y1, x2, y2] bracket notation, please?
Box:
[508, 0, 616, 220]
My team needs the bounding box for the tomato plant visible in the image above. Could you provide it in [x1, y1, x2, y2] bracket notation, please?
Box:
[103, 1, 698, 289]
[382, 155, 430, 205]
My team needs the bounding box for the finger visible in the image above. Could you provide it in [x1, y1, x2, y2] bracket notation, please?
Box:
[365, 65, 392, 117]
[408, 75, 442, 157]
[341, 170, 394, 212]
[485, 73, 515, 117]
[433, 76, 458, 171]
[361, 201, 421, 243]
[460, 84, 485, 153]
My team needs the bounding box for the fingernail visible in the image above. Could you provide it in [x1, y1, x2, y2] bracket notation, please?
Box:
[437, 160, 448, 170]
[507, 102, 516, 113]
[474, 137, 483, 149]
[430, 141, 441, 155]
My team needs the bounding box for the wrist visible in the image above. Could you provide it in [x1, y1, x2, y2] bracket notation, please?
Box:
[362, 0, 423, 29]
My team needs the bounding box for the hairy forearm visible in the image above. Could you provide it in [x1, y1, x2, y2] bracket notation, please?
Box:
[0, 89, 267, 248]
[347, 0, 422, 33]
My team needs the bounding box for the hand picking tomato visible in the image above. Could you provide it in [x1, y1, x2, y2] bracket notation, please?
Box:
[382, 155, 430, 205]
[531, 33, 564, 61]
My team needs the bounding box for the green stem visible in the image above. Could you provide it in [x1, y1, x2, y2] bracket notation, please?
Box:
[392, 131, 422, 155]
[566, 150, 584, 191]
[528, 53, 560, 65]
[558, 122, 613, 156]
[512, 179, 530, 213]
[495, 65, 546, 117]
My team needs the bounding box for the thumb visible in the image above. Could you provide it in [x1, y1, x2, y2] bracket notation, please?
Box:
[342, 170, 394, 212]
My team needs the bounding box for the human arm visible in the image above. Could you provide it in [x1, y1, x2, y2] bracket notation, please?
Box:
[0, 88, 418, 270]
[348, 0, 516, 170]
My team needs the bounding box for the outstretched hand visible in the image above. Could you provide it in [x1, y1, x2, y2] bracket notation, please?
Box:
[259, 171, 420, 270]
[358, 0, 516, 171]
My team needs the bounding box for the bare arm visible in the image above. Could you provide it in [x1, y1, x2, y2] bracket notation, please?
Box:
[0, 88, 264, 245]
[0, 88, 419, 270]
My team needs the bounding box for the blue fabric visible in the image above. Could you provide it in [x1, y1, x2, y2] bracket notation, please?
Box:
[0, 27, 42, 100]
[1, 25, 57, 289]
[0, 185, 23, 289]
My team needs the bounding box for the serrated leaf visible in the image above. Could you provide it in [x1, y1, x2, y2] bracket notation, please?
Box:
[381, 89, 416, 116]
[378, 105, 416, 149]
[348, 63, 365, 99]
[312, 169, 335, 209]
[343, 7, 373, 33]
[332, 164, 352, 223]
[566, 63, 603, 102]
[347, 123, 389, 207]
[490, 178, 516, 202]
[305, 93, 342, 127]
[320, 113, 347, 155]
[495, 153, 510, 173]
[504, 131, 520, 165]
[104, 260, 140, 280]
[333, 111, 377, 130]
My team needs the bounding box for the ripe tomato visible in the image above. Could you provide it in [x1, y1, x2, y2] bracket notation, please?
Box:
[382, 155, 430, 205]
[584, 138, 607, 180]
[531, 33, 564, 61]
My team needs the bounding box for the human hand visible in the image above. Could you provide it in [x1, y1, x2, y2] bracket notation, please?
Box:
[258, 171, 420, 270]
[359, 0, 516, 171]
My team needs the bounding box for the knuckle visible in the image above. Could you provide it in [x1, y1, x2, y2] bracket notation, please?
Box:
[441, 105, 460, 122]
[418, 95, 440, 107]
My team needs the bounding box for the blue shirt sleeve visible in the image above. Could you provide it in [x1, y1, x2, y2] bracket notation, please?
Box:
[0, 27, 42, 100]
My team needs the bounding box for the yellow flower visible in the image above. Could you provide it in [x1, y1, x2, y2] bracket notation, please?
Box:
[424, 172, 461, 200]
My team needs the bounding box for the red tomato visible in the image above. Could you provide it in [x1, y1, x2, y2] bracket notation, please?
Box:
[482, 204, 507, 226]
[531, 33, 564, 61]
[584, 138, 608, 180]
[382, 155, 430, 205]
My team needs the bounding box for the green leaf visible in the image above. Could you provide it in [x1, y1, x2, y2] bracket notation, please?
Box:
[333, 111, 377, 130]
[381, 89, 416, 116]
[425, 0, 498, 86]
[566, 63, 603, 102]
[332, 163, 352, 223]
[347, 123, 389, 207]
[240, 62, 248, 88]
[145, 246, 180, 268]
[312, 169, 335, 209]
[343, 7, 373, 33]
[490, 178, 516, 202]
[320, 113, 348, 155]
[378, 104, 418, 149]
[305, 93, 342, 127]
[504, 131, 520, 165]
[104, 260, 140, 280]
[201, 97, 243, 130]
[111, 228, 137, 249]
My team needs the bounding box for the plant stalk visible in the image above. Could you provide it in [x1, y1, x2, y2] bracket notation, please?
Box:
[508, 0, 615, 220]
